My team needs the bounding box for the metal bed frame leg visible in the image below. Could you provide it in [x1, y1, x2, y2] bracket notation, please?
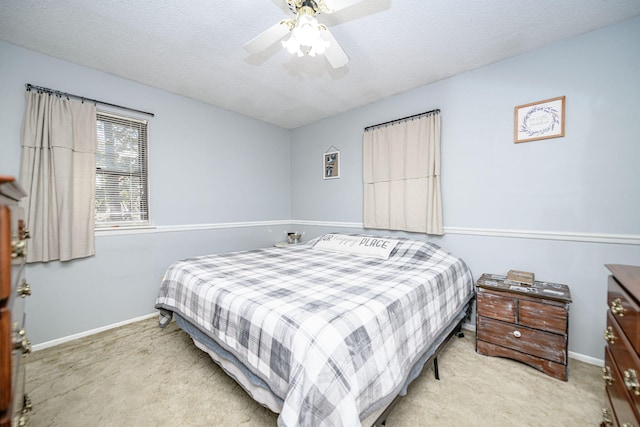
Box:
[371, 300, 475, 427]
[434, 323, 466, 381]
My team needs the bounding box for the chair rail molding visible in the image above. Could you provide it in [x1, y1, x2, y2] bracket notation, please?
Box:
[95, 219, 640, 245]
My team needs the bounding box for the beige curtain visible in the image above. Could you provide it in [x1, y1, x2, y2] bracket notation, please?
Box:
[20, 91, 97, 262]
[363, 111, 443, 235]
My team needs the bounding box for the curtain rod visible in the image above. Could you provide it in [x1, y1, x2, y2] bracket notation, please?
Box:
[25, 83, 155, 117]
[364, 108, 440, 132]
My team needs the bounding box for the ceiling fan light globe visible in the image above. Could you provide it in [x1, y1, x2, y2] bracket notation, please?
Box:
[294, 15, 321, 46]
[282, 36, 304, 57]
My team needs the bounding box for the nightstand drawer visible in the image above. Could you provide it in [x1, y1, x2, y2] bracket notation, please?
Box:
[476, 289, 517, 323]
[477, 316, 566, 364]
[519, 300, 567, 334]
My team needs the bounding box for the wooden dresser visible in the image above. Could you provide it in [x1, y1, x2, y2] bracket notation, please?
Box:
[0, 175, 32, 427]
[602, 264, 640, 427]
[476, 273, 572, 381]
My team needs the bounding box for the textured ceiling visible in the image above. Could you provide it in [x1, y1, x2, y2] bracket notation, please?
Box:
[1, 0, 639, 129]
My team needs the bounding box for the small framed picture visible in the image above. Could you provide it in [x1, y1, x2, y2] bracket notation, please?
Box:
[514, 96, 565, 143]
[323, 151, 340, 179]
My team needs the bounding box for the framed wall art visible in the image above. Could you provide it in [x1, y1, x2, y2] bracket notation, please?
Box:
[514, 96, 565, 143]
[323, 150, 340, 179]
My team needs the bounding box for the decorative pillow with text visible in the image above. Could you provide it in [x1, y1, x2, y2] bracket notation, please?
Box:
[313, 234, 399, 260]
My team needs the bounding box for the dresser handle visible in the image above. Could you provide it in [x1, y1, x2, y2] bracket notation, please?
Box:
[17, 279, 32, 298]
[13, 329, 32, 354]
[512, 330, 521, 338]
[622, 424, 635, 427]
[602, 366, 613, 385]
[602, 408, 613, 425]
[11, 239, 26, 259]
[604, 327, 617, 345]
[17, 393, 32, 426]
[624, 369, 640, 395]
[23, 228, 31, 240]
[23, 393, 32, 412]
[611, 298, 626, 317]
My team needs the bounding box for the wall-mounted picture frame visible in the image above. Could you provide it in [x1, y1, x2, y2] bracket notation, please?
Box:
[323, 150, 340, 179]
[514, 96, 565, 143]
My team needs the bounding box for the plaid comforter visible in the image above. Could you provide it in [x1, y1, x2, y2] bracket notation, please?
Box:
[155, 235, 473, 427]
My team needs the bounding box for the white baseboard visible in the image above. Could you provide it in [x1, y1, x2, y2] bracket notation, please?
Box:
[568, 351, 603, 366]
[32, 312, 158, 352]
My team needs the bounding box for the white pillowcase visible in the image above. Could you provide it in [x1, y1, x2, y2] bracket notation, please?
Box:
[313, 234, 399, 260]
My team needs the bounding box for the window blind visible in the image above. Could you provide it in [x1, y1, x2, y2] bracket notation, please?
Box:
[95, 111, 149, 227]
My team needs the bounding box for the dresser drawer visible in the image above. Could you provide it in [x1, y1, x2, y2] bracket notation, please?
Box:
[477, 316, 566, 364]
[0, 308, 10, 413]
[0, 206, 10, 302]
[11, 348, 27, 427]
[519, 299, 568, 334]
[602, 390, 618, 427]
[608, 275, 640, 356]
[606, 311, 640, 418]
[477, 289, 517, 323]
[605, 346, 639, 426]
[11, 297, 26, 338]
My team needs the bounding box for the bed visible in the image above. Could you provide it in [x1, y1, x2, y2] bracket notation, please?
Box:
[155, 233, 474, 427]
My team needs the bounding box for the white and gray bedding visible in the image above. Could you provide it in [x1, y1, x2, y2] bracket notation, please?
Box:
[155, 234, 474, 427]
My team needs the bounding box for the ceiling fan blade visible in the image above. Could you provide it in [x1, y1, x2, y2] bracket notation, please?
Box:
[244, 20, 292, 54]
[319, 28, 349, 68]
[320, 0, 367, 13]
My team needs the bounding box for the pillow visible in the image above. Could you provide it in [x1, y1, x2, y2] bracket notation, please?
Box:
[313, 234, 399, 260]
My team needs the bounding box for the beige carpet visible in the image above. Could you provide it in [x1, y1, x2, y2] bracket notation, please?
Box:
[25, 317, 602, 426]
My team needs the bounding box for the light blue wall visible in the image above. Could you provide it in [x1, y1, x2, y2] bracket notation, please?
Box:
[289, 17, 640, 360]
[291, 18, 640, 233]
[1, 17, 639, 360]
[0, 41, 292, 345]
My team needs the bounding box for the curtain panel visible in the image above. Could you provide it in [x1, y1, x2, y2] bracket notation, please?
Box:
[363, 112, 443, 235]
[19, 91, 97, 262]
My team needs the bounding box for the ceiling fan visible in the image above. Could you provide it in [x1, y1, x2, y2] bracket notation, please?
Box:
[244, 0, 367, 69]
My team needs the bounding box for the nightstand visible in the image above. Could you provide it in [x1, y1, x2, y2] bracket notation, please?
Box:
[475, 273, 572, 381]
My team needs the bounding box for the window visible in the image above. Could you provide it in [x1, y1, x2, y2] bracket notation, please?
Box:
[95, 112, 149, 227]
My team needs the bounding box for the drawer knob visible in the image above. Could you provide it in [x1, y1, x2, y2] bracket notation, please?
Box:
[13, 329, 32, 354]
[624, 368, 640, 396]
[604, 327, 617, 345]
[602, 366, 613, 386]
[602, 408, 613, 425]
[17, 279, 32, 298]
[512, 330, 521, 338]
[611, 298, 626, 317]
